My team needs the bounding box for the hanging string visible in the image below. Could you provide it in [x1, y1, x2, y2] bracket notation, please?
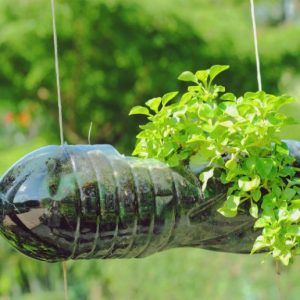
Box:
[51, 2, 68, 300]
[51, 0, 64, 145]
[250, 0, 262, 91]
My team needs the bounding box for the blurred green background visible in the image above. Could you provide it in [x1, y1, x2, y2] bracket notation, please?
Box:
[1, 0, 300, 299]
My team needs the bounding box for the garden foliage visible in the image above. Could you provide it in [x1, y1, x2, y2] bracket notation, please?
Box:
[130, 65, 300, 266]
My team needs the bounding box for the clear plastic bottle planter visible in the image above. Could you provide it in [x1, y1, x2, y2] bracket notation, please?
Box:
[0, 141, 299, 262]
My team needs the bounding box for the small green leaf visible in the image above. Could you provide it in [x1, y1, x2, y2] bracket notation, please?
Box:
[256, 158, 273, 178]
[219, 121, 234, 127]
[261, 193, 276, 213]
[180, 92, 193, 104]
[200, 168, 214, 191]
[221, 93, 236, 101]
[250, 203, 258, 218]
[217, 195, 240, 218]
[245, 157, 256, 172]
[254, 217, 269, 228]
[188, 85, 201, 92]
[178, 71, 198, 83]
[167, 153, 180, 167]
[238, 176, 261, 192]
[162, 92, 178, 106]
[129, 106, 151, 116]
[282, 188, 296, 201]
[279, 252, 292, 266]
[244, 91, 264, 100]
[278, 207, 288, 222]
[186, 135, 206, 143]
[199, 103, 215, 118]
[145, 97, 162, 113]
[217, 207, 236, 218]
[252, 189, 261, 202]
[279, 166, 295, 177]
[225, 157, 237, 169]
[196, 70, 209, 85]
[209, 65, 229, 83]
[215, 85, 226, 93]
[251, 235, 268, 254]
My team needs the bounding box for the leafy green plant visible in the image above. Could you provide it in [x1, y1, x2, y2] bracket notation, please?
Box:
[129, 65, 300, 265]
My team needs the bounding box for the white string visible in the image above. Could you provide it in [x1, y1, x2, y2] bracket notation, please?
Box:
[51, 0, 64, 145]
[250, 0, 262, 91]
[51, 3, 68, 298]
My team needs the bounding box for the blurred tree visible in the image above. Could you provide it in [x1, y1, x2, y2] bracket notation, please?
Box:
[1, 1, 300, 298]
[0, 0, 207, 153]
[0, 0, 299, 154]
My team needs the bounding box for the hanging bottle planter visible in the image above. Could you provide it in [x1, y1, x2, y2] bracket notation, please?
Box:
[0, 66, 300, 267]
[0, 143, 257, 262]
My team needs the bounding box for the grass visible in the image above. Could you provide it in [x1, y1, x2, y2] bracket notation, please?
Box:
[79, 249, 297, 300]
[7, 249, 300, 300]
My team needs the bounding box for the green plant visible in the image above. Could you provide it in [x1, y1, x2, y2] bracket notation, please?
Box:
[129, 65, 300, 265]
